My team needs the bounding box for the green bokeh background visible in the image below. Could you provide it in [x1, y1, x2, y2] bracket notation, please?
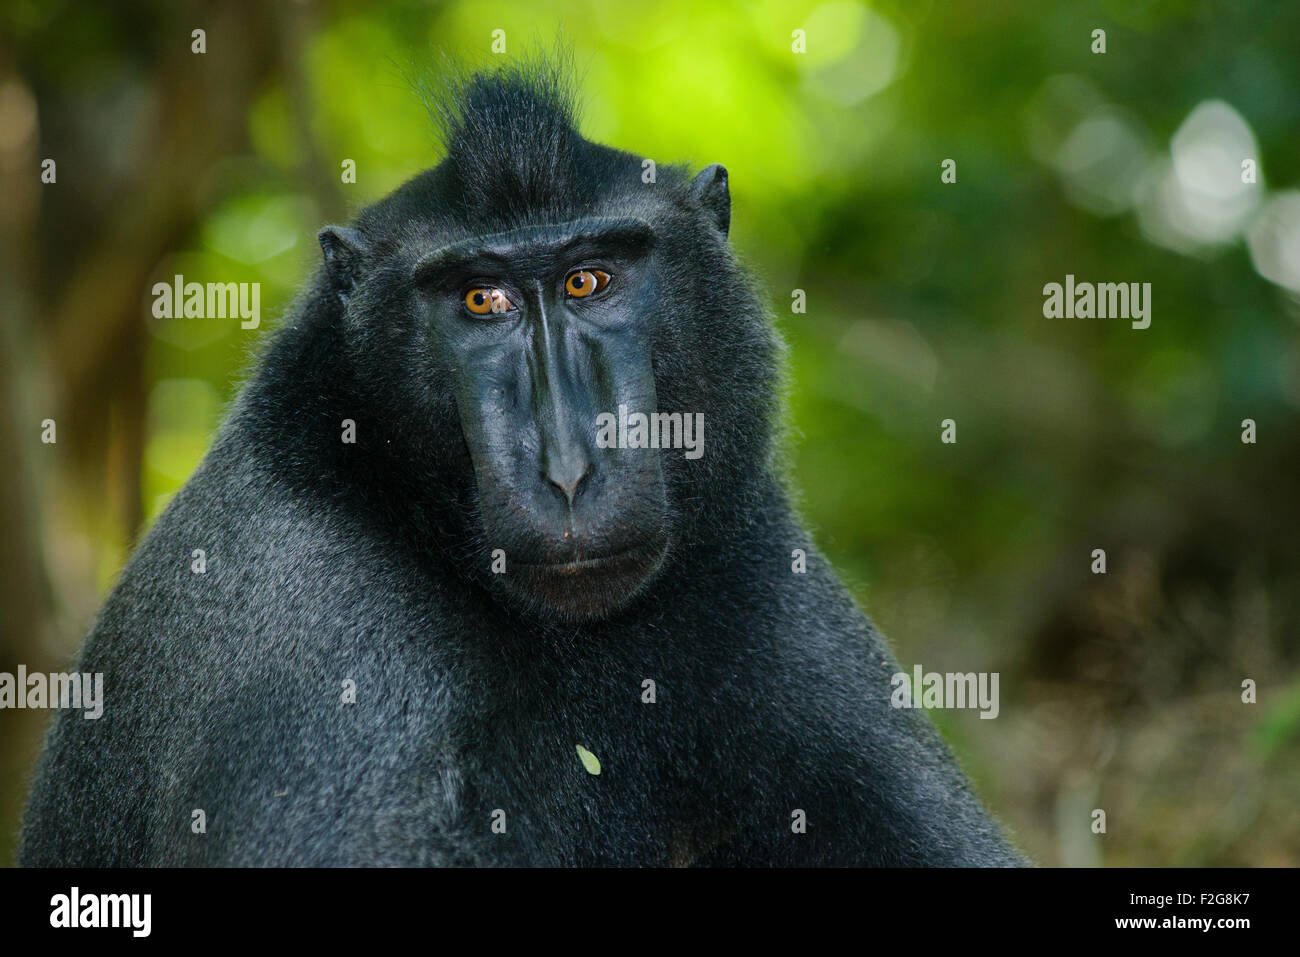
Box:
[2, 0, 1298, 866]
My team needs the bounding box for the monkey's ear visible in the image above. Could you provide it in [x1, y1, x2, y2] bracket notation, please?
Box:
[317, 226, 369, 298]
[690, 164, 730, 237]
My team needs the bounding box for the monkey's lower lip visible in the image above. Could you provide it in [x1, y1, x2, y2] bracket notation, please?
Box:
[506, 534, 670, 619]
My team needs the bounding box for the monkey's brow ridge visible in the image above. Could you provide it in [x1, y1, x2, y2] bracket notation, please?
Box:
[410, 217, 654, 279]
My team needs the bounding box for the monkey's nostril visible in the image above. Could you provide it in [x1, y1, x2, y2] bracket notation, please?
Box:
[543, 462, 592, 507]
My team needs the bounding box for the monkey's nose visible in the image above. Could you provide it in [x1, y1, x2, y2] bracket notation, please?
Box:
[543, 460, 592, 507]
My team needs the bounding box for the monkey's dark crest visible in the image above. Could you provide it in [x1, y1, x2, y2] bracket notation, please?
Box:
[21, 57, 1026, 867]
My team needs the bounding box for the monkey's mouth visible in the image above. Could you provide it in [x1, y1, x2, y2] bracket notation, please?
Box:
[506, 533, 670, 620]
[519, 543, 657, 574]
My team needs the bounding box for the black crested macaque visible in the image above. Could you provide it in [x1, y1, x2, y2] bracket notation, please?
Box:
[21, 61, 1025, 866]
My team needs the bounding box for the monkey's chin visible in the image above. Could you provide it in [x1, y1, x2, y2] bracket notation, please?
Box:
[506, 535, 670, 622]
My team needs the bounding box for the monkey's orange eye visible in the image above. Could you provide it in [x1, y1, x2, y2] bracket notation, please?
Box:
[465, 288, 512, 315]
[564, 269, 610, 299]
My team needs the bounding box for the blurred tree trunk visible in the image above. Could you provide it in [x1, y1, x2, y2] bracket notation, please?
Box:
[0, 0, 282, 865]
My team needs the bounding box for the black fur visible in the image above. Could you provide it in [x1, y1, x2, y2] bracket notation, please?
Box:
[19, 60, 1024, 866]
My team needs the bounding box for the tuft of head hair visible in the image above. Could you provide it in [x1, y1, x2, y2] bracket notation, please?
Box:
[422, 51, 619, 228]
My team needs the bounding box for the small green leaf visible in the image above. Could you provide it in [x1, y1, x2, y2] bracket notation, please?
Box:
[575, 744, 601, 776]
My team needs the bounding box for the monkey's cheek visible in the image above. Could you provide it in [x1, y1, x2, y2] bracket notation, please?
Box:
[503, 535, 670, 622]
